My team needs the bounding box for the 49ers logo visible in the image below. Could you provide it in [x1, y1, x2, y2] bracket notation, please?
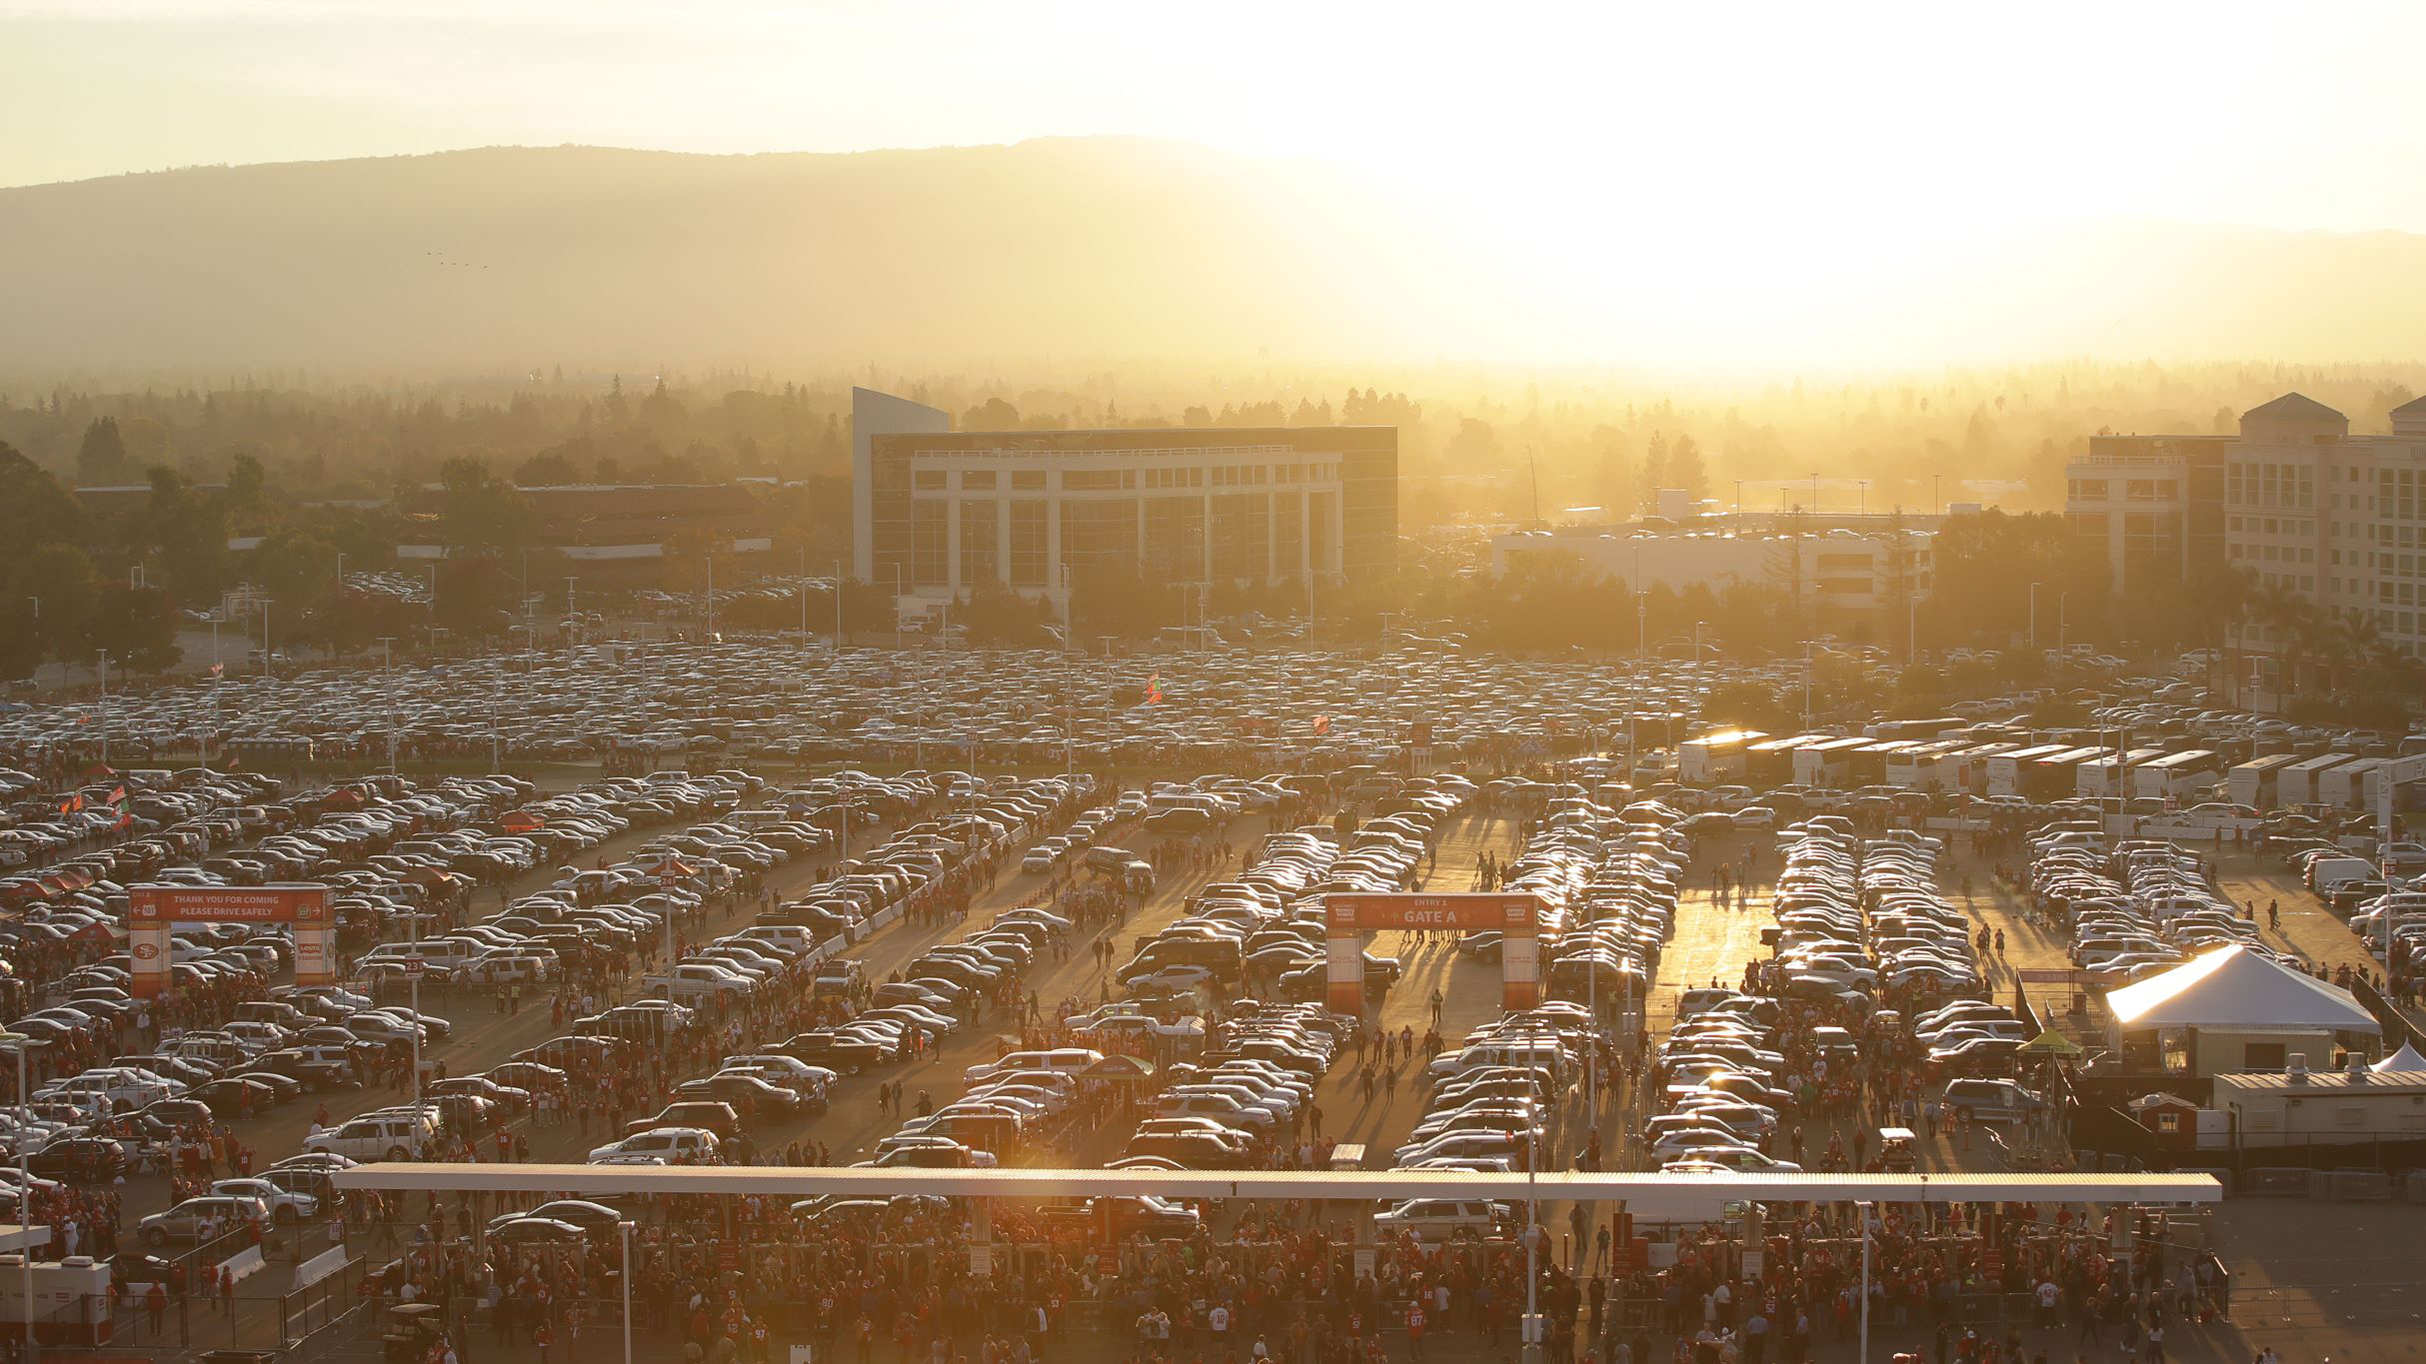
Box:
[132, 941, 161, 961]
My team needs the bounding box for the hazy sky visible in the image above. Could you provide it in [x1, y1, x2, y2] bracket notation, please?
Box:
[7, 1, 2424, 216]
[9, 0, 2426, 366]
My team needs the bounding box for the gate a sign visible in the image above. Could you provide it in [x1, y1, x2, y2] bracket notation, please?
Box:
[128, 884, 336, 997]
[1323, 893, 1541, 1013]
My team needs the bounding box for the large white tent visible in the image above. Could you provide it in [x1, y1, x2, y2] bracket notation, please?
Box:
[2106, 945, 2381, 1034]
[2371, 1040, 2426, 1072]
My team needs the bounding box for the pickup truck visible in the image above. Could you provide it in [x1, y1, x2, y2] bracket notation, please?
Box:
[644, 963, 755, 1000]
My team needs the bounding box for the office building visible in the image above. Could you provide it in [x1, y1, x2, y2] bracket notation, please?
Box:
[851, 388, 1398, 606]
[2064, 391, 2426, 660]
[1489, 516, 1934, 620]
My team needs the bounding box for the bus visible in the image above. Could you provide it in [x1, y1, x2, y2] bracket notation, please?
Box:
[1886, 739, 1970, 792]
[2131, 749, 2226, 802]
[2026, 746, 2108, 801]
[1943, 743, 2019, 797]
[2317, 757, 2383, 809]
[1678, 729, 1766, 785]
[1863, 716, 1967, 742]
[2277, 752, 2354, 807]
[2075, 747, 2165, 799]
[2228, 752, 2302, 810]
[1793, 736, 1873, 788]
[1986, 743, 2073, 799]
[1745, 735, 1823, 788]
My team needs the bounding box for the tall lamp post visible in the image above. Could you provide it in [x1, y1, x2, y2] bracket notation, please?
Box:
[619, 1220, 637, 1364]
[1, 1032, 46, 1364]
[1857, 1200, 1874, 1364]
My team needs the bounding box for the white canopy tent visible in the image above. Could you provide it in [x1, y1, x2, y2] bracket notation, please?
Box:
[2106, 946, 2381, 1034]
[2371, 1040, 2426, 1072]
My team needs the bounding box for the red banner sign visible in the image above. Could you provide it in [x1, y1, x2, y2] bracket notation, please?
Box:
[130, 884, 332, 925]
[1325, 893, 1539, 933]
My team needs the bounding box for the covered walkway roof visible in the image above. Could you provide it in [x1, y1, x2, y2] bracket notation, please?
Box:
[334, 1164, 2219, 1219]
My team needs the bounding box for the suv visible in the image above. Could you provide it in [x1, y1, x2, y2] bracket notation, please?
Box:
[588, 1127, 720, 1165]
[1940, 1078, 2047, 1124]
[1373, 1199, 1517, 1242]
[302, 1112, 433, 1161]
[138, 1193, 270, 1246]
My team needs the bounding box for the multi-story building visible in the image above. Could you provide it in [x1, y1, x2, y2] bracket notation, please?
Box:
[851, 388, 1398, 607]
[395, 483, 773, 587]
[2064, 434, 2229, 595]
[2066, 392, 2426, 662]
[1489, 516, 1934, 621]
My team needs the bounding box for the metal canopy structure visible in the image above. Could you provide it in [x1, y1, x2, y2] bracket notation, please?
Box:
[334, 1164, 2221, 1219]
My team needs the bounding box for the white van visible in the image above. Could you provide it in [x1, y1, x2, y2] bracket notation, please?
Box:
[1425, 1041, 1566, 1083]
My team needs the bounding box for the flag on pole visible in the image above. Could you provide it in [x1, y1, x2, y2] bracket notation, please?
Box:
[1311, 715, 1330, 735]
[208, 661, 224, 677]
[1144, 673, 1164, 705]
[107, 785, 127, 805]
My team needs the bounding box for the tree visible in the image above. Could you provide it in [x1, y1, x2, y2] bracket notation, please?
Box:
[89, 582, 181, 673]
[75, 417, 128, 485]
[1667, 434, 1709, 503]
[22, 543, 101, 664]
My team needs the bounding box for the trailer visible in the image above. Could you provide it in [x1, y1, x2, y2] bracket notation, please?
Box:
[2228, 752, 2302, 810]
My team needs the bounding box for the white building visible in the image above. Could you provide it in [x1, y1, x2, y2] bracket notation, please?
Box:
[2065, 391, 2426, 659]
[851, 389, 1398, 607]
[1489, 519, 1934, 615]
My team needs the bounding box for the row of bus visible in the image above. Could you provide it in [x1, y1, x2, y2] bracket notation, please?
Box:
[1679, 726, 2423, 812]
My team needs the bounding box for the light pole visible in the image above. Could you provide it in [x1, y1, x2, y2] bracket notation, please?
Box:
[1932, 473, 1942, 517]
[2027, 581, 2041, 654]
[377, 637, 398, 774]
[95, 651, 109, 769]
[2, 1031, 45, 1364]
[1858, 480, 1869, 518]
[619, 1220, 636, 1364]
[1857, 1200, 1873, 1364]
[833, 561, 845, 648]
[260, 598, 274, 677]
[2058, 592, 2071, 656]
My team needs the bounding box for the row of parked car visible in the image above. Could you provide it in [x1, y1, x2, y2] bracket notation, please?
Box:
[2033, 824, 2285, 983]
[569, 775, 1100, 1170]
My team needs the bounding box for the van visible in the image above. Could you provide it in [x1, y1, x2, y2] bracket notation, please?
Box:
[1940, 1078, 2046, 1124]
[1084, 846, 1137, 875]
[2308, 856, 2376, 896]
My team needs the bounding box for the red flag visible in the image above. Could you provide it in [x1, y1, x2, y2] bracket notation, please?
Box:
[107, 786, 126, 805]
[208, 661, 224, 677]
[55, 798, 72, 816]
[114, 811, 132, 831]
[1144, 673, 1164, 705]
[1311, 715, 1330, 735]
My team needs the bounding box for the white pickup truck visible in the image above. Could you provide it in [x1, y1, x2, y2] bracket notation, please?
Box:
[644, 962, 755, 1000]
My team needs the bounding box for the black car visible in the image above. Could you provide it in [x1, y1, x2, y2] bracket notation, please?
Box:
[672, 1073, 811, 1120]
[242, 1049, 353, 1091]
[190, 1076, 285, 1117]
[27, 1137, 127, 1183]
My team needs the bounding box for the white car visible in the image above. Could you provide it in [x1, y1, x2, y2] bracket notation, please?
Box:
[588, 1127, 720, 1165]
